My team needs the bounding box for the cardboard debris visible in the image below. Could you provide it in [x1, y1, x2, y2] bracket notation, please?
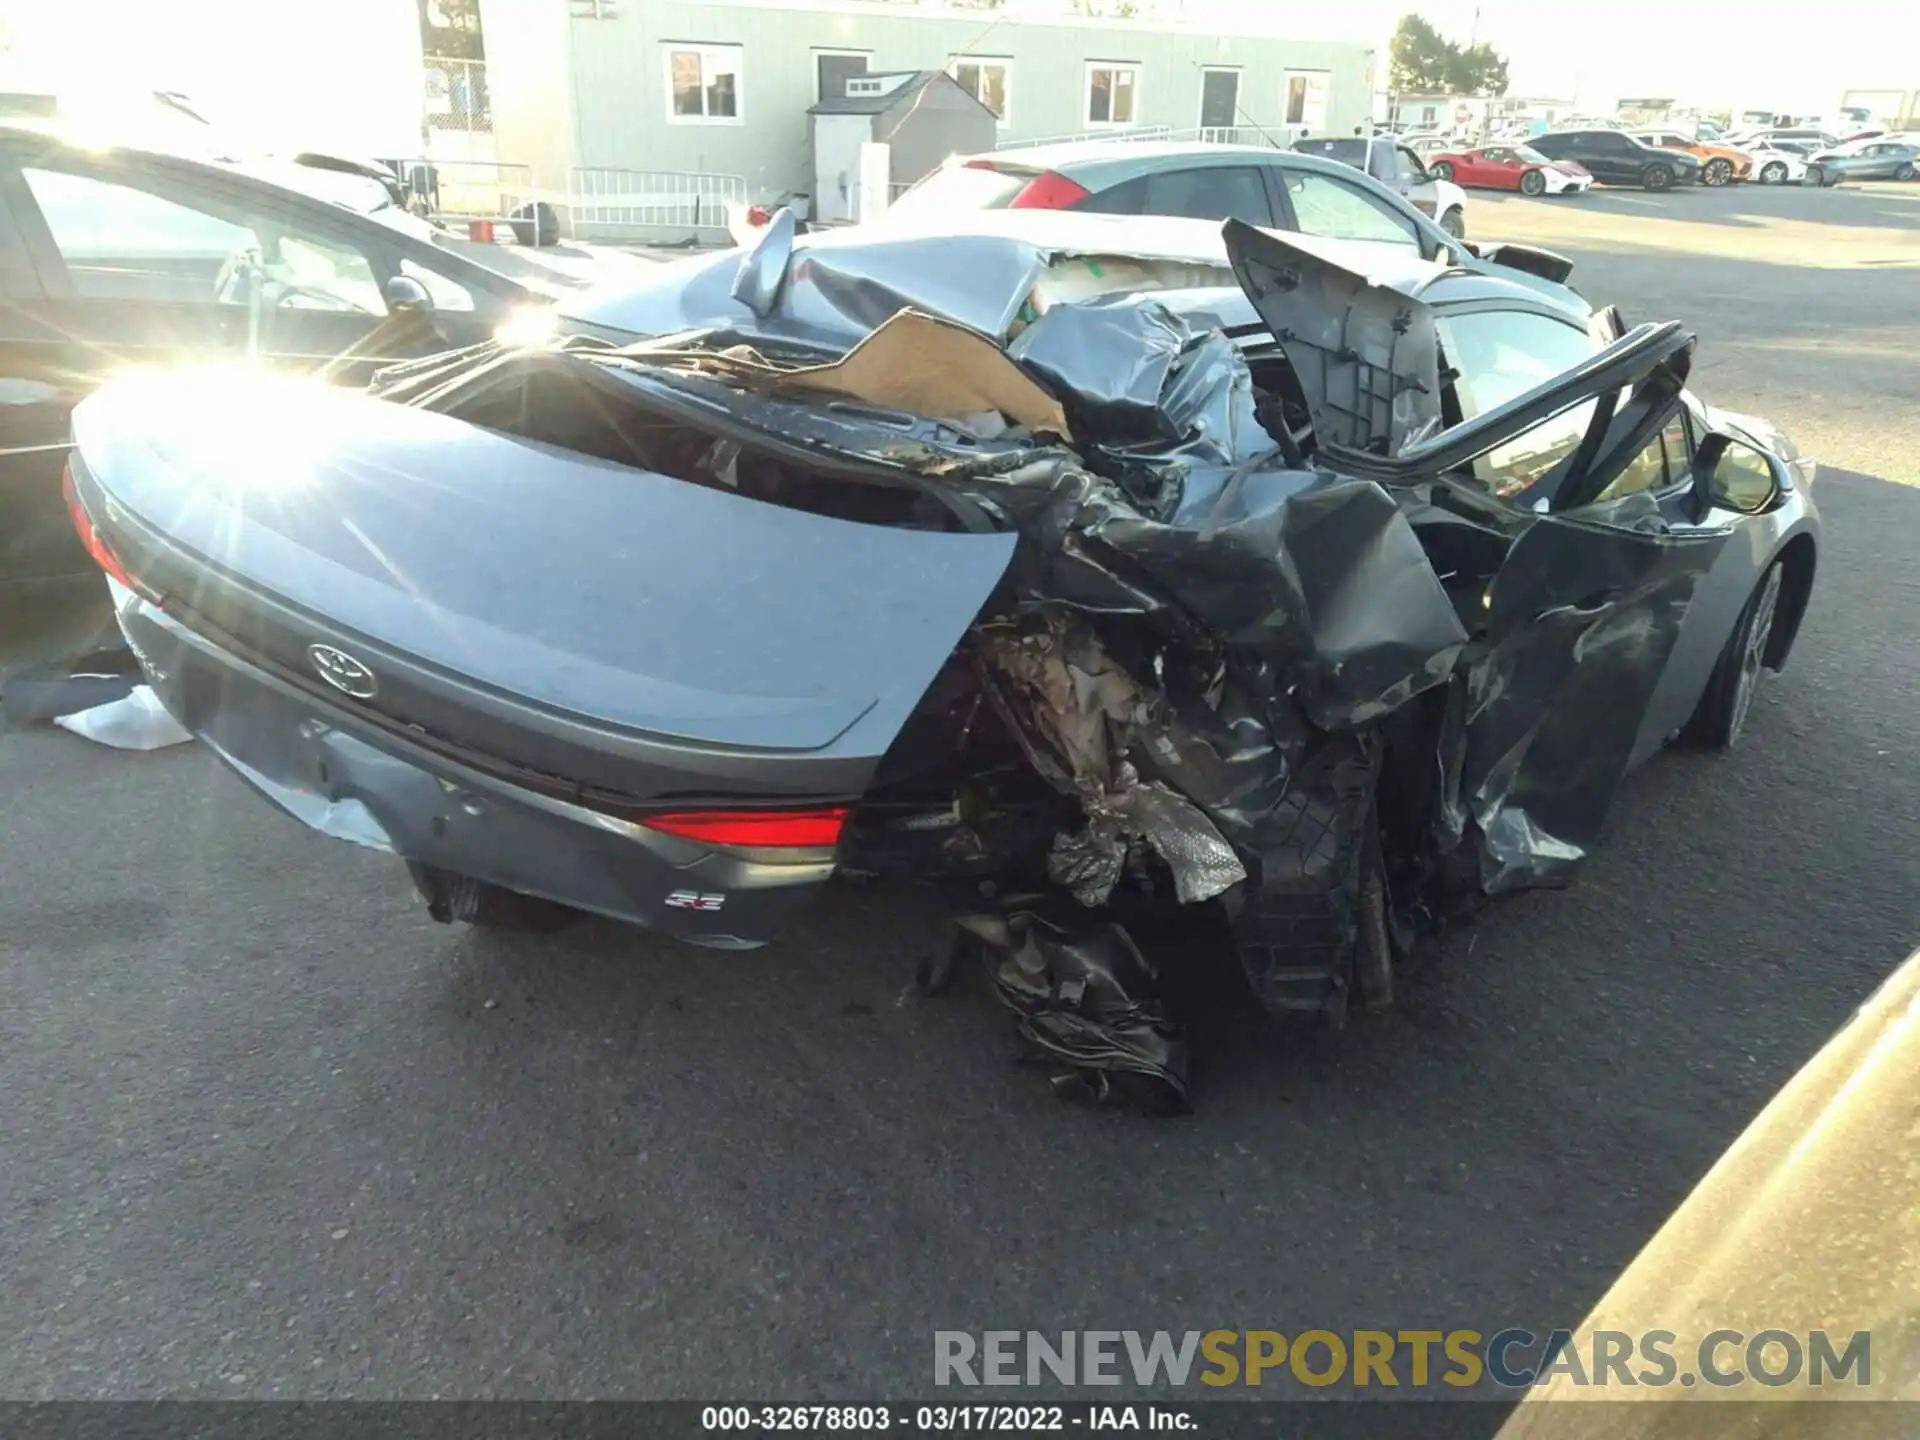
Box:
[750, 309, 1072, 439]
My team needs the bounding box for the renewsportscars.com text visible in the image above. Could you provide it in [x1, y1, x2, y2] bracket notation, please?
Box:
[934, 1329, 1871, 1391]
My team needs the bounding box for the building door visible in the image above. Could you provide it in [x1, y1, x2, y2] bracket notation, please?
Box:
[1200, 68, 1240, 130]
[814, 51, 869, 104]
[1283, 70, 1331, 133]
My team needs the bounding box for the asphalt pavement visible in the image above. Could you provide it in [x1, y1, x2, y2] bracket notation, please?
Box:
[3, 180, 1917, 1405]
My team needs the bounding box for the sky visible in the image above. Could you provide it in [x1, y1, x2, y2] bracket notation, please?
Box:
[1184, 0, 1919, 116]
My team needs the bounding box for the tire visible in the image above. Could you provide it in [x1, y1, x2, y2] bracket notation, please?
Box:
[1643, 164, 1674, 191]
[1351, 805, 1394, 1011]
[1760, 161, 1787, 184]
[1896, 162, 1916, 181]
[1807, 166, 1830, 187]
[1686, 563, 1785, 751]
[406, 862, 582, 934]
[1439, 207, 1465, 239]
[1702, 157, 1733, 186]
[1429, 160, 1455, 182]
[1518, 168, 1546, 197]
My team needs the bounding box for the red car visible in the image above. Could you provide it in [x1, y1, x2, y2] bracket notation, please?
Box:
[1426, 144, 1594, 196]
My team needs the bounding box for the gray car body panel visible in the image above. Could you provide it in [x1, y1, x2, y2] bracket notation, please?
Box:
[70, 370, 1018, 764]
[110, 587, 832, 947]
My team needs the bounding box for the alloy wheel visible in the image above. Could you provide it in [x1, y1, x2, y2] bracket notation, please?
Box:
[1519, 169, 1546, 196]
[1645, 165, 1673, 191]
[1703, 157, 1732, 186]
[1726, 565, 1783, 747]
[1761, 162, 1786, 184]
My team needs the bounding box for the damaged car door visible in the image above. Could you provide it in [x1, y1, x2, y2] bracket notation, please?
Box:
[1221, 222, 1739, 895]
[1408, 324, 1738, 892]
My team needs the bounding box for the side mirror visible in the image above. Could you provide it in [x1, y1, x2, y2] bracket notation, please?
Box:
[1693, 432, 1781, 515]
[383, 275, 433, 314]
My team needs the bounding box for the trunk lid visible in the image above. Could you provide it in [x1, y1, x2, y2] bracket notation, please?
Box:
[71, 369, 1015, 790]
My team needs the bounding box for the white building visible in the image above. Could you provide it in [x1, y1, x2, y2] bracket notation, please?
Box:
[476, 0, 1375, 226]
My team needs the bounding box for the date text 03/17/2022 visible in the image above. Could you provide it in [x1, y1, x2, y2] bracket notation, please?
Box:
[699, 1405, 1198, 1431]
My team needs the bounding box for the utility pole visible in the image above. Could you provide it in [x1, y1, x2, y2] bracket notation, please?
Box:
[1467, 5, 1480, 47]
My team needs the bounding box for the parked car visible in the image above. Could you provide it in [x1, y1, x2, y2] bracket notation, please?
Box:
[1291, 134, 1472, 236]
[1806, 139, 1920, 185]
[63, 212, 1820, 1101]
[885, 139, 1476, 247]
[1426, 143, 1593, 196]
[1393, 131, 1452, 161]
[1737, 139, 1812, 185]
[1729, 126, 1840, 151]
[1528, 129, 1705, 189]
[1631, 129, 1754, 186]
[0, 125, 552, 659]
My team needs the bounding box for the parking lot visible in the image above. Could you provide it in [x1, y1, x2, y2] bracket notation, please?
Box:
[3, 178, 1917, 1404]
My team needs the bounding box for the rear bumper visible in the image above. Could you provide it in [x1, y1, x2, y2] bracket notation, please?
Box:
[117, 589, 835, 947]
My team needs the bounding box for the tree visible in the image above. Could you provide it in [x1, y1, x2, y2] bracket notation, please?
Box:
[1389, 14, 1454, 93]
[1452, 41, 1509, 98]
[1389, 13, 1509, 97]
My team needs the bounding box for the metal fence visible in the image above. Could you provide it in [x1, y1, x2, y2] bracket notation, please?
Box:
[389, 159, 539, 230]
[566, 167, 747, 242]
[994, 124, 1174, 150]
[992, 124, 1291, 151]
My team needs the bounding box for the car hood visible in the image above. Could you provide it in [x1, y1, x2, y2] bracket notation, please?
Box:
[559, 211, 1242, 350]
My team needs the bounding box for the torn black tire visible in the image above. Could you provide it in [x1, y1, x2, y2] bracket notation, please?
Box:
[1226, 734, 1381, 1022]
[406, 862, 582, 934]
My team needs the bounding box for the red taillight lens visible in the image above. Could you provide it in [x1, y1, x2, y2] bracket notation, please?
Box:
[1007, 170, 1093, 210]
[62, 463, 135, 589]
[641, 807, 850, 849]
[746, 204, 772, 226]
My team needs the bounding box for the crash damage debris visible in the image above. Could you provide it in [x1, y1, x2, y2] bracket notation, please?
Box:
[945, 909, 1192, 1114]
[361, 232, 1720, 1109]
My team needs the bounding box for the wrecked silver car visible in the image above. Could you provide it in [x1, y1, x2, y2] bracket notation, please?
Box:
[64, 213, 1819, 1107]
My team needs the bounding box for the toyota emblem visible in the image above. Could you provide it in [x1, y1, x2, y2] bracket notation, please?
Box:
[308, 643, 378, 699]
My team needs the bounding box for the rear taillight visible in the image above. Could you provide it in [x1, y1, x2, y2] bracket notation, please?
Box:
[62, 463, 135, 589]
[746, 204, 772, 226]
[640, 806, 850, 849]
[1007, 169, 1093, 210]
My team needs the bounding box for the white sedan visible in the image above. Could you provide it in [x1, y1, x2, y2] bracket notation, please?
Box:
[1738, 142, 1810, 185]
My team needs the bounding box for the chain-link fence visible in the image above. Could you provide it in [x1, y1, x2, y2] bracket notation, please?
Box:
[424, 57, 491, 134]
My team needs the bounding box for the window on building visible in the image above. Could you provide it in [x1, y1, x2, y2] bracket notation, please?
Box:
[949, 56, 1012, 126]
[814, 50, 870, 104]
[1085, 64, 1138, 127]
[664, 43, 742, 123]
[1199, 68, 1239, 130]
[1283, 69, 1330, 130]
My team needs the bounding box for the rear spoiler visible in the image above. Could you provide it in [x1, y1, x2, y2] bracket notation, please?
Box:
[1459, 242, 1582, 288]
[1462, 240, 1576, 285]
